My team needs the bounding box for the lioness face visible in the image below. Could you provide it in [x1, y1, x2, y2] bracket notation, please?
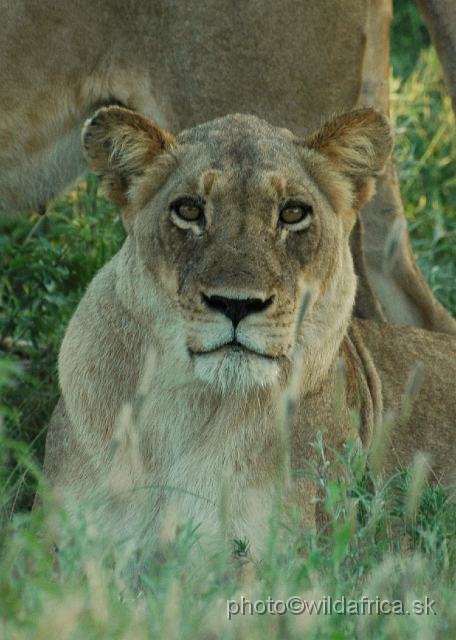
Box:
[82, 108, 393, 393]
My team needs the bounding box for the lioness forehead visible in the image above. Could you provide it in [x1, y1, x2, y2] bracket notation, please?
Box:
[175, 114, 302, 174]
[152, 113, 323, 211]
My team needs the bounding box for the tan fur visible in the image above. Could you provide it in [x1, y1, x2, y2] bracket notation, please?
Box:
[1, 0, 456, 333]
[42, 107, 456, 556]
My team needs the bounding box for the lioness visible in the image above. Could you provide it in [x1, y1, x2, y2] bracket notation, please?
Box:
[2, 0, 456, 333]
[42, 106, 456, 554]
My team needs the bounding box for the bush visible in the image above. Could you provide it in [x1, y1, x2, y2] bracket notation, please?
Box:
[0, 174, 125, 509]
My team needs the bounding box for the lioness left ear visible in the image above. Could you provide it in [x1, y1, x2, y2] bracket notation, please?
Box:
[304, 109, 394, 211]
[81, 106, 176, 212]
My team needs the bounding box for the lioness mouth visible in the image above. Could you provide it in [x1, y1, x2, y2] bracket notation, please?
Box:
[190, 340, 273, 359]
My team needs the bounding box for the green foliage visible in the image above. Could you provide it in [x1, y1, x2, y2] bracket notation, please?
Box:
[1, 173, 125, 347]
[0, 174, 125, 509]
[391, 0, 431, 80]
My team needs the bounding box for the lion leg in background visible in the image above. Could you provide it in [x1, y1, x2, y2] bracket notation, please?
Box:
[359, 163, 456, 332]
[349, 218, 385, 323]
[353, 0, 456, 333]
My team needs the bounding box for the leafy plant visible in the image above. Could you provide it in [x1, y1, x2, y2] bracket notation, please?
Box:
[0, 174, 125, 510]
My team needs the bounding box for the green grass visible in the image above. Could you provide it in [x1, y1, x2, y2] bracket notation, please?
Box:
[391, 0, 431, 80]
[0, 175, 125, 510]
[2, 15, 456, 638]
[1, 428, 456, 639]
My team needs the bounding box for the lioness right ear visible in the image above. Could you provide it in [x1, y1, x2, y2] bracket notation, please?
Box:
[304, 109, 394, 211]
[81, 106, 176, 211]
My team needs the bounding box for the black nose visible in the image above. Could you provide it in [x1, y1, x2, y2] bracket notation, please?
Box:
[202, 294, 273, 327]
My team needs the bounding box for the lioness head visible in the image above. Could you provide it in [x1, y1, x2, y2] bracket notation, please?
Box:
[82, 108, 392, 394]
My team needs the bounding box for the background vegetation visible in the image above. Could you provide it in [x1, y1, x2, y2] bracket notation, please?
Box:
[1, 0, 456, 637]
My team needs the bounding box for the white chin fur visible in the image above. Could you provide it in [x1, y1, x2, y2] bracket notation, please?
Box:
[194, 348, 280, 394]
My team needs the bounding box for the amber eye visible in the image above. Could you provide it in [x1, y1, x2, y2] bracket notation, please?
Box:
[174, 202, 204, 221]
[279, 203, 313, 226]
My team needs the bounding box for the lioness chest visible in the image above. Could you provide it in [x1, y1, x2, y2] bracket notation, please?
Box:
[130, 384, 282, 550]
